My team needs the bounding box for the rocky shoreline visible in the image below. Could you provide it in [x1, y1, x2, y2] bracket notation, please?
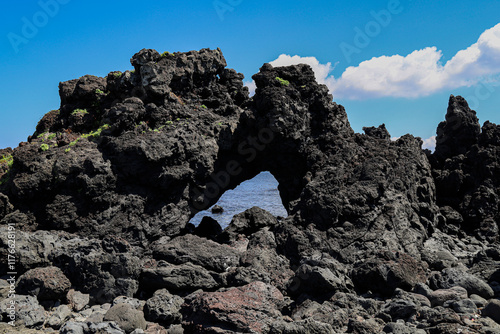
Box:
[0, 48, 499, 333]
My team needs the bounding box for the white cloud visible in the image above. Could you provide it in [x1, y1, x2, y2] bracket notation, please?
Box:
[264, 23, 500, 100]
[244, 80, 256, 96]
[422, 136, 436, 151]
[332, 47, 447, 98]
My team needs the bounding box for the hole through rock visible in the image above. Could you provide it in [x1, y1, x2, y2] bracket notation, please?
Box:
[189, 171, 288, 229]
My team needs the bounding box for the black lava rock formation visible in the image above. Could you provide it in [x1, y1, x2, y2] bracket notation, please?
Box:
[0, 48, 499, 333]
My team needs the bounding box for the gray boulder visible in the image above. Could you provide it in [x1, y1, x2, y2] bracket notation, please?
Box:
[67, 289, 90, 312]
[470, 294, 487, 308]
[269, 318, 336, 333]
[383, 322, 427, 333]
[415, 283, 468, 307]
[112, 296, 144, 310]
[288, 263, 345, 296]
[144, 289, 184, 325]
[230, 228, 293, 291]
[141, 262, 219, 292]
[152, 234, 240, 272]
[0, 294, 46, 328]
[60, 321, 126, 334]
[444, 298, 478, 314]
[351, 252, 428, 296]
[104, 303, 147, 333]
[219, 206, 279, 242]
[381, 299, 418, 320]
[429, 267, 494, 299]
[47, 304, 72, 329]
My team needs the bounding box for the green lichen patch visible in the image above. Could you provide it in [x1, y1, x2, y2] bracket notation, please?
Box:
[71, 109, 88, 116]
[275, 77, 290, 87]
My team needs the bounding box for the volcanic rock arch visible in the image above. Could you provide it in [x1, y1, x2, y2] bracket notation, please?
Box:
[0, 48, 438, 256]
[1, 48, 500, 332]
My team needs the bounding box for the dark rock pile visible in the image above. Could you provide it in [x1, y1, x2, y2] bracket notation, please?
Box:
[0, 48, 499, 333]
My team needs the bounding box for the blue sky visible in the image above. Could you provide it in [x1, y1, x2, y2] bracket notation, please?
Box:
[1, 0, 500, 150]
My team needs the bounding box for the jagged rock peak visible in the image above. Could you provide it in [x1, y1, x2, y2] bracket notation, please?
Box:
[363, 123, 391, 140]
[32, 48, 249, 138]
[430, 95, 500, 239]
[434, 94, 481, 160]
[252, 62, 318, 90]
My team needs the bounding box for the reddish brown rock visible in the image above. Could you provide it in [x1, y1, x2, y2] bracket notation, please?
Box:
[182, 281, 285, 333]
[16, 266, 71, 301]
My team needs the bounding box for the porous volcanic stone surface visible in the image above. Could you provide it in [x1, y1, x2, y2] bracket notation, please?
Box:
[0, 48, 499, 333]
